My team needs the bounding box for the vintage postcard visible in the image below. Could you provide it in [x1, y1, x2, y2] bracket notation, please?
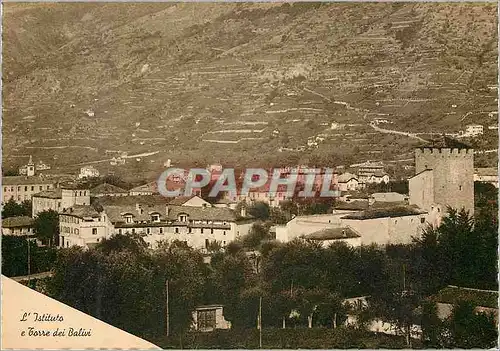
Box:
[1, 2, 498, 349]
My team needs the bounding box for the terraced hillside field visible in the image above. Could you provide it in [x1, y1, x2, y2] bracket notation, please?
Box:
[2, 2, 498, 180]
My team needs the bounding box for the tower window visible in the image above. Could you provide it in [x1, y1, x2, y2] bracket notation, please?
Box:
[459, 185, 462, 191]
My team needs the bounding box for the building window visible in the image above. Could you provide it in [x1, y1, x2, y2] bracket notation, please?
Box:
[132, 229, 135, 234]
[201, 228, 204, 234]
[31, 186, 34, 191]
[152, 214, 160, 222]
[188, 227, 192, 233]
[223, 231, 226, 236]
[459, 185, 462, 191]
[179, 214, 188, 222]
[175, 228, 179, 234]
[160, 228, 163, 234]
[125, 215, 133, 223]
[211, 229, 214, 234]
[17, 186, 21, 191]
[92, 228, 97, 235]
[147, 228, 150, 234]
[24, 186, 28, 191]
[420, 218, 425, 224]
[119, 229, 122, 234]
[205, 239, 209, 248]
[47, 185, 50, 190]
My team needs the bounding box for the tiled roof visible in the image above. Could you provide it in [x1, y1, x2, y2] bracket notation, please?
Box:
[304, 227, 361, 240]
[33, 188, 63, 199]
[420, 135, 472, 149]
[2, 176, 54, 185]
[61, 205, 100, 218]
[334, 200, 369, 211]
[166, 205, 241, 222]
[90, 183, 128, 195]
[129, 181, 158, 193]
[341, 205, 427, 220]
[94, 195, 169, 207]
[2, 216, 34, 228]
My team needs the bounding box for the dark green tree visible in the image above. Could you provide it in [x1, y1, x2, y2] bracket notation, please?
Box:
[33, 210, 59, 247]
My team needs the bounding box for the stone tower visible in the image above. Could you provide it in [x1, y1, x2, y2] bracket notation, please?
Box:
[409, 136, 474, 225]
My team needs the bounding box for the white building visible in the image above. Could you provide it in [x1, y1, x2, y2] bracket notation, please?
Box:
[474, 167, 498, 188]
[78, 166, 100, 179]
[18, 155, 35, 177]
[337, 173, 359, 192]
[464, 124, 484, 137]
[32, 186, 90, 217]
[59, 195, 255, 251]
[59, 206, 113, 248]
[276, 206, 427, 246]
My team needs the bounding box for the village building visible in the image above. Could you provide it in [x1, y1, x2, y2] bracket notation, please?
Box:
[32, 186, 91, 217]
[301, 227, 362, 247]
[464, 124, 484, 137]
[78, 165, 100, 179]
[474, 167, 498, 188]
[276, 205, 427, 246]
[1, 216, 34, 236]
[18, 155, 36, 176]
[60, 195, 255, 250]
[337, 173, 359, 191]
[59, 205, 113, 248]
[369, 192, 407, 203]
[2, 175, 55, 204]
[354, 161, 389, 185]
[409, 136, 474, 227]
[90, 183, 129, 197]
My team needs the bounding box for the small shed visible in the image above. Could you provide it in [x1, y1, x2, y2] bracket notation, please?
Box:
[191, 304, 231, 332]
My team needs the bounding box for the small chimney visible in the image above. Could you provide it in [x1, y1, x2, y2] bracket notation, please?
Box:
[165, 205, 170, 216]
[342, 229, 346, 238]
[240, 205, 247, 218]
[136, 203, 143, 215]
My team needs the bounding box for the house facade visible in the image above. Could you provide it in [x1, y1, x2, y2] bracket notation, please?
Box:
[32, 186, 91, 216]
[2, 176, 55, 204]
[59, 206, 113, 248]
[59, 195, 255, 250]
[1, 216, 34, 236]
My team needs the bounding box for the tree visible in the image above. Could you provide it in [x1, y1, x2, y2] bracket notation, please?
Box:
[420, 300, 443, 348]
[240, 223, 271, 250]
[248, 202, 270, 221]
[444, 301, 498, 348]
[33, 210, 59, 247]
[97, 233, 148, 255]
[3, 169, 19, 176]
[2, 198, 32, 218]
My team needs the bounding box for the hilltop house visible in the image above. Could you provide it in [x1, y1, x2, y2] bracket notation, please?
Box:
[474, 168, 498, 188]
[78, 165, 100, 179]
[337, 173, 359, 191]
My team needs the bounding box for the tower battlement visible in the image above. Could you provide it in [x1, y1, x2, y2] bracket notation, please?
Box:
[416, 147, 474, 156]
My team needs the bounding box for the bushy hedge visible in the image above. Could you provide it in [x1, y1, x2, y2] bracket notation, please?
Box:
[153, 327, 416, 349]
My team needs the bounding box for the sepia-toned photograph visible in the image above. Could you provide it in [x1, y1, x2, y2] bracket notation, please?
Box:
[1, 2, 498, 349]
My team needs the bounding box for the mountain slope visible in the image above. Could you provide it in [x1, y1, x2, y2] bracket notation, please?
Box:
[2, 2, 497, 179]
